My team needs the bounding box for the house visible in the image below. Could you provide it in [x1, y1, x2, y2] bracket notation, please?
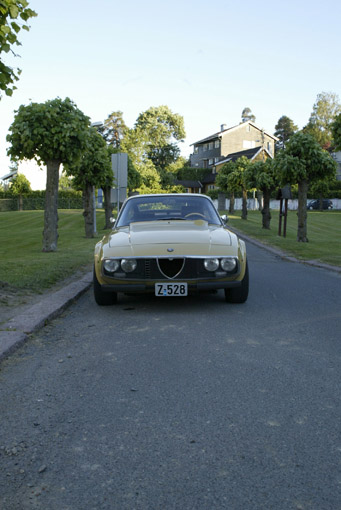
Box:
[174, 179, 203, 193]
[201, 146, 273, 194]
[190, 121, 278, 169]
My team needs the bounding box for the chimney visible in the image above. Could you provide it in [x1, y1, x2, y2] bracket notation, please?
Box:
[220, 124, 227, 131]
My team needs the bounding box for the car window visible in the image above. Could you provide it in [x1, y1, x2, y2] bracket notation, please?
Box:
[116, 196, 221, 227]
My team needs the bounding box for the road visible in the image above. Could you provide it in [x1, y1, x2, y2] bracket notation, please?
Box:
[0, 243, 340, 510]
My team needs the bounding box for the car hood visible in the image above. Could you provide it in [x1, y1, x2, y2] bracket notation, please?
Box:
[106, 220, 233, 257]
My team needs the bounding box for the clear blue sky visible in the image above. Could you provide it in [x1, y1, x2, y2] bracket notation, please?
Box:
[1, 0, 341, 174]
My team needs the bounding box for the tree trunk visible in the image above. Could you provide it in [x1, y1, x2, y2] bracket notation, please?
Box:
[18, 194, 23, 211]
[261, 188, 271, 229]
[297, 180, 309, 242]
[257, 191, 263, 211]
[103, 185, 113, 229]
[229, 193, 235, 214]
[241, 189, 248, 220]
[83, 182, 94, 238]
[42, 160, 60, 252]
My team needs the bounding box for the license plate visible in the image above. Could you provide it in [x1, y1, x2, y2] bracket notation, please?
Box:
[155, 282, 188, 297]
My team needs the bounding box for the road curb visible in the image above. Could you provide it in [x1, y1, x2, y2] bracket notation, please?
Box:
[0, 271, 93, 360]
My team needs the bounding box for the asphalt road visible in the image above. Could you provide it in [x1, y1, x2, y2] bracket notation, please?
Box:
[0, 243, 340, 510]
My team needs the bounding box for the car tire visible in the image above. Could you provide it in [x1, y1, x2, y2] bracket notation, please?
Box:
[93, 267, 118, 306]
[224, 261, 249, 304]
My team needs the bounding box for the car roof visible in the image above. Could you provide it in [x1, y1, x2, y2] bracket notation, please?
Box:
[124, 193, 213, 202]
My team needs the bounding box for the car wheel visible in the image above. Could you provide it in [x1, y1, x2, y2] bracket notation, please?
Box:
[93, 267, 118, 306]
[224, 261, 249, 304]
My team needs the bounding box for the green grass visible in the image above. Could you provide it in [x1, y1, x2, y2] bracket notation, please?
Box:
[0, 210, 111, 291]
[224, 209, 341, 267]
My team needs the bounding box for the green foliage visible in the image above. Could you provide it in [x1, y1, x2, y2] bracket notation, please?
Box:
[205, 189, 219, 200]
[245, 159, 279, 192]
[215, 161, 236, 193]
[9, 172, 31, 194]
[274, 115, 298, 147]
[331, 113, 341, 150]
[274, 131, 337, 185]
[58, 172, 74, 190]
[303, 91, 341, 149]
[66, 127, 112, 189]
[134, 105, 186, 173]
[7, 97, 90, 165]
[97, 111, 127, 148]
[176, 165, 210, 181]
[0, 0, 37, 97]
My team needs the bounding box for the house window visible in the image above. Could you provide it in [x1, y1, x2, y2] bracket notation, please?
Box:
[203, 144, 208, 152]
[246, 124, 251, 132]
[243, 140, 255, 149]
[194, 146, 198, 154]
[267, 142, 272, 153]
[214, 157, 219, 163]
[209, 158, 213, 165]
[215, 140, 220, 148]
[209, 142, 213, 150]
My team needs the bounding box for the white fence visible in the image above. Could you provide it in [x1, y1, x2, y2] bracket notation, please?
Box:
[213, 198, 341, 211]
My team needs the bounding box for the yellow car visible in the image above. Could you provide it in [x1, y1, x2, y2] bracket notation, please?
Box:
[94, 194, 248, 305]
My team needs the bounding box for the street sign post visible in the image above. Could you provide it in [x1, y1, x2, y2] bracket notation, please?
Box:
[111, 153, 128, 216]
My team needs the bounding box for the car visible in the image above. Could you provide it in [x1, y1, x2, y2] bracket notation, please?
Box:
[93, 194, 249, 305]
[307, 199, 333, 210]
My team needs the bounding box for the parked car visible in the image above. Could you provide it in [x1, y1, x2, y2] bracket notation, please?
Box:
[94, 194, 249, 305]
[307, 199, 333, 210]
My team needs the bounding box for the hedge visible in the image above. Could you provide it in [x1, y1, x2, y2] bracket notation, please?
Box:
[0, 190, 83, 211]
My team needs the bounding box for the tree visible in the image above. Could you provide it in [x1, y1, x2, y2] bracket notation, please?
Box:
[303, 92, 341, 149]
[331, 113, 341, 150]
[215, 161, 236, 214]
[97, 111, 127, 148]
[216, 157, 250, 219]
[241, 107, 256, 123]
[66, 128, 112, 238]
[274, 132, 337, 242]
[7, 97, 90, 251]
[0, 0, 37, 97]
[274, 115, 298, 149]
[245, 159, 279, 229]
[134, 105, 186, 173]
[10, 172, 31, 210]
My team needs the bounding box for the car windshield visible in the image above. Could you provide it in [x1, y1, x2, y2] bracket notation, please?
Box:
[116, 195, 222, 227]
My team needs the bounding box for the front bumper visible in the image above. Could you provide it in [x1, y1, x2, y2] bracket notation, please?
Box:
[100, 280, 242, 294]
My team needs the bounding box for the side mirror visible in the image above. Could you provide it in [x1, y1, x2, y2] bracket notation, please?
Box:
[220, 214, 228, 224]
[110, 217, 116, 227]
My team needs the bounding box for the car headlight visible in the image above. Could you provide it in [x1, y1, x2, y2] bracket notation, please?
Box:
[103, 259, 120, 273]
[204, 258, 219, 272]
[220, 258, 237, 272]
[121, 258, 137, 273]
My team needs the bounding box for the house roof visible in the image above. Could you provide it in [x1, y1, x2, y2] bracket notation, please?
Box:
[216, 146, 273, 165]
[201, 173, 216, 184]
[202, 147, 273, 185]
[190, 121, 279, 146]
[0, 170, 17, 181]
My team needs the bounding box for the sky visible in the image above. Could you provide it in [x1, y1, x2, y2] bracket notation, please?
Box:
[1, 0, 341, 186]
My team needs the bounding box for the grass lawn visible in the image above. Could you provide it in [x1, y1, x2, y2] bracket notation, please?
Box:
[224, 209, 341, 267]
[0, 210, 110, 291]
